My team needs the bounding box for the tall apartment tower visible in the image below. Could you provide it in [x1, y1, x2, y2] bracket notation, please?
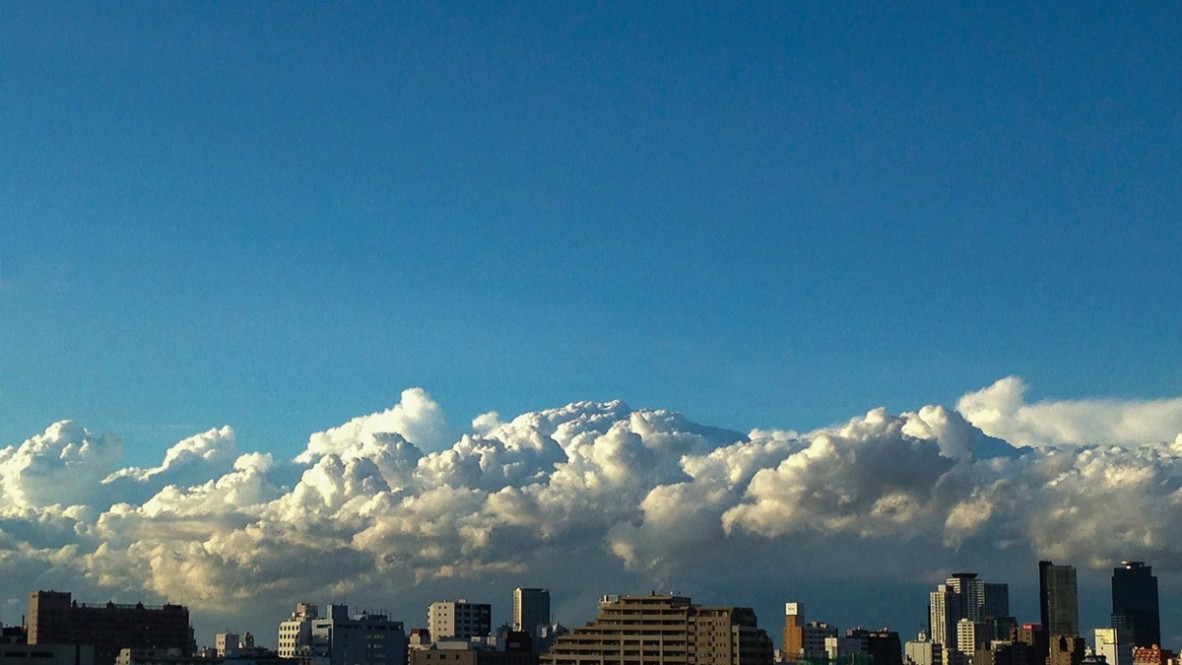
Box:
[1094, 628, 1133, 665]
[541, 593, 773, 665]
[1039, 561, 1080, 638]
[514, 588, 551, 636]
[1112, 561, 1160, 648]
[783, 603, 804, 660]
[429, 599, 492, 640]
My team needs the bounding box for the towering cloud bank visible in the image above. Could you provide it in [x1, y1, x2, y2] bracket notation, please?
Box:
[0, 379, 1180, 636]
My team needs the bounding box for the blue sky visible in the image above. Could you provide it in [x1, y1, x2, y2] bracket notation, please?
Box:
[3, 3, 1181, 463]
[2, 2, 1182, 644]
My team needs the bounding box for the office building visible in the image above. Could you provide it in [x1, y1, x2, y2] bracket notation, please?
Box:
[541, 593, 773, 665]
[1039, 562, 1079, 639]
[1095, 628, 1133, 665]
[27, 591, 191, 665]
[307, 605, 407, 665]
[1112, 562, 1160, 648]
[513, 590, 551, 637]
[430, 600, 492, 641]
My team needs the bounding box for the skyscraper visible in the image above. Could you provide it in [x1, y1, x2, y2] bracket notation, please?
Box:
[929, 573, 1009, 659]
[513, 588, 551, 636]
[1039, 561, 1080, 638]
[1111, 561, 1160, 648]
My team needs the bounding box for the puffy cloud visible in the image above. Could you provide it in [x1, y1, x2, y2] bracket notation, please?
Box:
[958, 376, 1182, 447]
[5, 380, 1182, 645]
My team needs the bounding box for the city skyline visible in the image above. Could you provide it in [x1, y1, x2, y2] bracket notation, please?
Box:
[3, 1, 1182, 657]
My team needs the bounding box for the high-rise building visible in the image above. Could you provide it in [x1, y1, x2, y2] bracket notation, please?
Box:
[27, 591, 191, 665]
[429, 600, 492, 640]
[1094, 628, 1133, 665]
[930, 574, 1009, 658]
[513, 589, 551, 637]
[540, 593, 773, 665]
[783, 604, 804, 660]
[1111, 562, 1160, 648]
[1039, 562, 1079, 638]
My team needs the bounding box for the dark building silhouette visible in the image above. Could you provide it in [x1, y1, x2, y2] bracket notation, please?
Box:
[1039, 561, 1079, 638]
[1011, 624, 1047, 665]
[1111, 562, 1160, 648]
[27, 591, 191, 665]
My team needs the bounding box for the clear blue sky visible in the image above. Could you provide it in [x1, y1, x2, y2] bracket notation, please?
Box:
[2, 2, 1180, 465]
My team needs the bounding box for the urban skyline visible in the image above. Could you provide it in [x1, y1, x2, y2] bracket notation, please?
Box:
[3, 1, 1181, 659]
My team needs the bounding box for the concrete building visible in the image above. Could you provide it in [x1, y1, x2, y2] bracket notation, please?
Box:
[541, 593, 773, 665]
[278, 603, 319, 658]
[308, 605, 407, 665]
[905, 632, 942, 665]
[1112, 563, 1160, 649]
[1132, 647, 1175, 665]
[27, 592, 191, 665]
[1039, 562, 1079, 640]
[801, 623, 837, 660]
[1095, 628, 1133, 665]
[513, 590, 550, 638]
[217, 634, 240, 659]
[429, 601, 492, 641]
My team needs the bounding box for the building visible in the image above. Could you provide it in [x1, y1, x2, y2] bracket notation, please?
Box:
[513, 590, 551, 638]
[540, 593, 773, 665]
[801, 623, 837, 660]
[971, 641, 1029, 665]
[1095, 628, 1133, 665]
[27, 591, 191, 665]
[308, 605, 407, 665]
[905, 632, 942, 665]
[1039, 562, 1079, 639]
[783, 604, 804, 661]
[278, 603, 319, 658]
[1112, 562, 1160, 649]
[1048, 636, 1085, 665]
[1132, 647, 1176, 665]
[429, 601, 492, 641]
[843, 629, 901, 665]
[216, 634, 239, 659]
[0, 644, 95, 665]
[930, 575, 1009, 659]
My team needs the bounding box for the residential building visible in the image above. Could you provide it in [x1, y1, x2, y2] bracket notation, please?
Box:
[1112, 562, 1160, 649]
[513, 590, 550, 638]
[216, 634, 239, 659]
[1039, 562, 1079, 639]
[278, 603, 319, 658]
[27, 591, 191, 665]
[1132, 647, 1175, 665]
[540, 593, 773, 665]
[429, 601, 492, 641]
